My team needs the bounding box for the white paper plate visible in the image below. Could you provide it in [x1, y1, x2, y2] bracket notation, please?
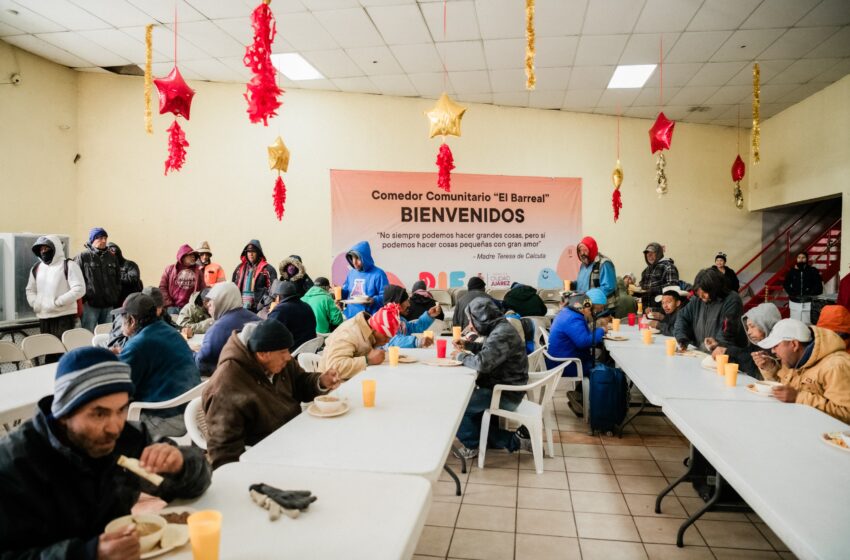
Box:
[422, 359, 463, 367]
[821, 431, 850, 453]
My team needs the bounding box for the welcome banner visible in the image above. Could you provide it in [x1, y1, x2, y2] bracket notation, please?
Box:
[330, 170, 582, 290]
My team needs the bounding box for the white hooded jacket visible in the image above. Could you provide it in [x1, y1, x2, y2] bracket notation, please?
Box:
[25, 234, 86, 320]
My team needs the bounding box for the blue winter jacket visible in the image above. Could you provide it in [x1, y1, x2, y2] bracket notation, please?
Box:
[120, 320, 201, 414]
[386, 310, 436, 348]
[342, 241, 389, 318]
[195, 307, 258, 376]
[576, 259, 617, 297]
[546, 308, 604, 377]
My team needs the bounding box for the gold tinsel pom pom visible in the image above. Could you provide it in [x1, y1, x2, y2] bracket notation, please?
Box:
[525, 0, 535, 91]
[144, 24, 153, 135]
[752, 62, 760, 164]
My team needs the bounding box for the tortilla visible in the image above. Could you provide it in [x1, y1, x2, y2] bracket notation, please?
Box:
[118, 455, 164, 486]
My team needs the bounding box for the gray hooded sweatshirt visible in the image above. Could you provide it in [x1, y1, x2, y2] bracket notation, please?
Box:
[725, 302, 782, 379]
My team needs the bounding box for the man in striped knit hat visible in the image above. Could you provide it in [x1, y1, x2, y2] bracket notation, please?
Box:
[0, 347, 210, 559]
[319, 302, 402, 380]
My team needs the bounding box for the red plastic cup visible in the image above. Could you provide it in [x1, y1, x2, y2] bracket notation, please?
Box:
[436, 339, 447, 358]
[628, 313, 636, 327]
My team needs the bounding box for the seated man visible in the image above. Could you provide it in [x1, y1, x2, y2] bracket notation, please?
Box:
[502, 282, 547, 317]
[118, 293, 201, 437]
[268, 280, 317, 351]
[816, 305, 850, 351]
[319, 303, 401, 380]
[177, 288, 213, 335]
[674, 268, 746, 353]
[754, 319, 850, 423]
[301, 277, 344, 334]
[0, 347, 210, 558]
[405, 280, 439, 321]
[203, 320, 341, 469]
[195, 282, 258, 377]
[453, 276, 498, 327]
[613, 274, 638, 319]
[451, 298, 530, 459]
[711, 302, 781, 379]
[108, 286, 177, 351]
[646, 285, 689, 336]
[382, 284, 440, 348]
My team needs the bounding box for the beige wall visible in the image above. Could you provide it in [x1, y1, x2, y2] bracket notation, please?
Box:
[73, 71, 761, 287]
[0, 44, 78, 247]
[750, 74, 850, 269]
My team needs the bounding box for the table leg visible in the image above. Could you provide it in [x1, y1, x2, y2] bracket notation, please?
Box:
[655, 445, 695, 514]
[676, 472, 724, 548]
[443, 465, 462, 496]
[617, 384, 647, 437]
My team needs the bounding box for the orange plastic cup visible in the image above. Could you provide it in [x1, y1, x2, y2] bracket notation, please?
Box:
[388, 346, 399, 366]
[715, 354, 729, 376]
[642, 329, 653, 345]
[452, 326, 462, 341]
[423, 330, 434, 342]
[333, 286, 342, 301]
[611, 318, 620, 332]
[362, 379, 376, 407]
[187, 510, 221, 560]
[665, 338, 676, 356]
[563, 280, 570, 292]
[724, 363, 739, 387]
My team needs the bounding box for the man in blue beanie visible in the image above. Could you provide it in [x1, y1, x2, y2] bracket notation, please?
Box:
[0, 347, 211, 559]
[74, 227, 122, 331]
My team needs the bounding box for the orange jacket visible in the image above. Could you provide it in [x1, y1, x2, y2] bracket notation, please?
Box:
[817, 305, 850, 351]
[204, 263, 226, 287]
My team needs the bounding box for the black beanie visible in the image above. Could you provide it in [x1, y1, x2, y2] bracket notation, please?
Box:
[247, 320, 294, 352]
[468, 277, 486, 290]
[383, 284, 409, 304]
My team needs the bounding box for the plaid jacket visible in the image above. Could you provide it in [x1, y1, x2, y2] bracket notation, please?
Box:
[639, 258, 679, 308]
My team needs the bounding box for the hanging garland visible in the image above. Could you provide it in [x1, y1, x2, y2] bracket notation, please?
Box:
[268, 136, 290, 220]
[525, 0, 535, 90]
[752, 62, 760, 164]
[612, 159, 623, 222]
[425, 93, 466, 192]
[244, 0, 283, 125]
[648, 36, 674, 196]
[144, 24, 153, 134]
[164, 120, 188, 174]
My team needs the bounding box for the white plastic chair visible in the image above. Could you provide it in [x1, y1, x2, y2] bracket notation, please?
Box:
[0, 341, 25, 370]
[429, 289, 453, 307]
[21, 334, 66, 363]
[184, 397, 208, 450]
[478, 364, 566, 474]
[542, 350, 588, 424]
[297, 352, 321, 372]
[91, 333, 109, 348]
[486, 288, 508, 301]
[292, 336, 324, 357]
[537, 288, 561, 303]
[94, 323, 112, 335]
[127, 381, 208, 446]
[536, 325, 550, 348]
[61, 328, 93, 351]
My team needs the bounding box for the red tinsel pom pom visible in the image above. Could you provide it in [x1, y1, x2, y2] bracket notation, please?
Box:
[612, 189, 622, 222]
[436, 143, 454, 193]
[273, 174, 287, 221]
[164, 120, 189, 175]
[244, 2, 283, 125]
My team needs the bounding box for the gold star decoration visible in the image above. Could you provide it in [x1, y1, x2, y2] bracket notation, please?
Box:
[425, 93, 466, 139]
[267, 136, 290, 173]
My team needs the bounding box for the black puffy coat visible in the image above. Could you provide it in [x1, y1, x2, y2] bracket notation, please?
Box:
[74, 244, 122, 308]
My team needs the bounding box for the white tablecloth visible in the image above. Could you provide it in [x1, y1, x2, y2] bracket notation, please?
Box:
[0, 363, 56, 434]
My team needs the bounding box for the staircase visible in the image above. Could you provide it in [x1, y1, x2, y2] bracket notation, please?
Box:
[738, 201, 842, 316]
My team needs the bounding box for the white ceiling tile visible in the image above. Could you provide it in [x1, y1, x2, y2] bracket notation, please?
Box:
[488, 68, 525, 92]
[804, 26, 850, 58]
[758, 27, 840, 60]
[535, 0, 587, 37]
[535, 66, 571, 90]
[449, 70, 490, 93]
[331, 75, 379, 94]
[796, 0, 850, 27]
[302, 49, 362, 78]
[619, 33, 679, 65]
[2, 33, 92, 65]
[213, 18, 252, 46]
[710, 29, 785, 62]
[632, 86, 681, 106]
[666, 85, 720, 105]
[124, 0, 207, 24]
[169, 20, 245, 58]
[568, 65, 614, 89]
[777, 81, 832, 104]
[726, 58, 793, 85]
[687, 61, 747, 86]
[278, 11, 338, 51]
[483, 38, 524, 70]
[183, 0, 253, 19]
[574, 35, 628, 66]
[181, 57, 245, 81]
[0, 21, 23, 36]
[360, 0, 417, 5]
[408, 72, 453, 96]
[435, 41, 486, 71]
[623, 105, 659, 118]
[0, 1, 65, 33]
[369, 73, 417, 96]
[687, 0, 761, 31]
[151, 61, 203, 80]
[474, 0, 523, 40]
[67, 0, 153, 28]
[301, 0, 359, 9]
[643, 62, 702, 87]
[597, 88, 641, 107]
[529, 89, 565, 109]
[367, 4, 431, 45]
[35, 31, 130, 66]
[78, 29, 147, 64]
[13, 0, 109, 30]
[634, 0, 702, 34]
[218, 56, 252, 80]
[121, 24, 212, 62]
[760, 102, 794, 119]
[288, 78, 339, 91]
[768, 57, 843, 84]
[562, 88, 603, 108]
[535, 36, 578, 67]
[390, 43, 443, 73]
[741, 0, 820, 29]
[421, 0, 480, 42]
[816, 58, 850, 82]
[314, 8, 383, 49]
[759, 82, 805, 102]
[269, 0, 308, 14]
[582, 0, 644, 35]
[654, 105, 688, 120]
[704, 85, 752, 104]
[457, 92, 492, 104]
[345, 45, 403, 75]
[665, 31, 731, 63]
[492, 91, 528, 107]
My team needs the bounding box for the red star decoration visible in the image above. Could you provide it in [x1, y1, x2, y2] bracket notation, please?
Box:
[154, 66, 195, 120]
[648, 112, 675, 153]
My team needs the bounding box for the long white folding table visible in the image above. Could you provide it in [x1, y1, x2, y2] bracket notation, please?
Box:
[168, 462, 431, 560]
[662, 399, 850, 559]
[0, 363, 56, 435]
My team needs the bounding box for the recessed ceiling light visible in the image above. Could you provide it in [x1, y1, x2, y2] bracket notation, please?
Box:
[607, 64, 657, 89]
[271, 53, 323, 81]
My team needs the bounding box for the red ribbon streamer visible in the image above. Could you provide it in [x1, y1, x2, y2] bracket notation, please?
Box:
[436, 143, 454, 192]
[612, 188, 622, 222]
[244, 2, 283, 125]
[164, 120, 189, 175]
[273, 174, 287, 220]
